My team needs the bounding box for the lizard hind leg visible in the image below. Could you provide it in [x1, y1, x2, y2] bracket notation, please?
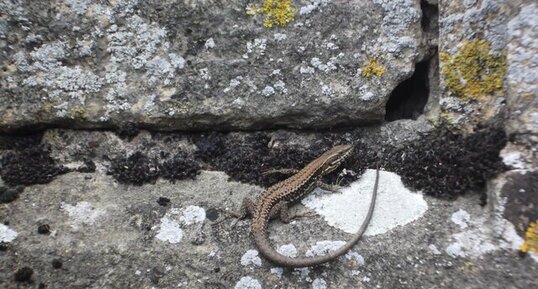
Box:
[270, 201, 316, 223]
[232, 197, 257, 220]
[230, 197, 257, 227]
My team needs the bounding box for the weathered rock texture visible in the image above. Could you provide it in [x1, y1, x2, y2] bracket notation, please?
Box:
[0, 0, 430, 131]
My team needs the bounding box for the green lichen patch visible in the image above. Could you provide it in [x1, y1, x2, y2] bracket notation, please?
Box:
[440, 40, 507, 101]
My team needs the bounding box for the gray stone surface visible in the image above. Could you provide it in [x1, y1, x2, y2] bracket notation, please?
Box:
[0, 0, 427, 131]
[1, 126, 537, 288]
[1, 170, 536, 288]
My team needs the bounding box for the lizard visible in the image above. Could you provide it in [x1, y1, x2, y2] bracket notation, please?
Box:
[234, 144, 379, 268]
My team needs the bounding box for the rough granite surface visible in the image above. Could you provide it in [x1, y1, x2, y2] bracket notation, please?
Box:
[0, 0, 426, 131]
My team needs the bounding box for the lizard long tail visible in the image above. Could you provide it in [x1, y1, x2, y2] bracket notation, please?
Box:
[253, 168, 379, 268]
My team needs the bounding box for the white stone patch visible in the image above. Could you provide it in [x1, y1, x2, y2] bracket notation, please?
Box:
[312, 278, 327, 289]
[0, 224, 18, 243]
[305, 240, 346, 257]
[155, 216, 184, 244]
[445, 214, 524, 259]
[450, 209, 471, 229]
[302, 169, 428, 235]
[234, 276, 262, 289]
[240, 249, 262, 267]
[205, 37, 216, 49]
[277, 243, 298, 257]
[61, 201, 105, 229]
[179, 205, 206, 225]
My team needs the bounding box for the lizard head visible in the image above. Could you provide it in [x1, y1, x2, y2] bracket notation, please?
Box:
[320, 144, 354, 175]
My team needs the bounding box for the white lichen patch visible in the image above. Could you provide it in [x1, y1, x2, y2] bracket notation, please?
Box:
[302, 169, 428, 235]
[506, 3, 537, 95]
[300, 66, 315, 74]
[274, 33, 287, 41]
[66, 0, 92, 15]
[450, 209, 471, 229]
[300, 0, 331, 16]
[262, 86, 275, 97]
[245, 38, 267, 57]
[270, 267, 284, 278]
[312, 278, 327, 289]
[155, 216, 184, 244]
[205, 37, 216, 49]
[224, 76, 243, 93]
[240, 249, 262, 267]
[305, 240, 346, 257]
[428, 244, 441, 255]
[155, 206, 206, 244]
[179, 205, 206, 225]
[344, 251, 365, 267]
[234, 276, 262, 289]
[500, 150, 526, 169]
[445, 213, 524, 259]
[273, 80, 288, 94]
[0, 224, 18, 243]
[277, 243, 298, 258]
[310, 57, 337, 73]
[61, 201, 106, 229]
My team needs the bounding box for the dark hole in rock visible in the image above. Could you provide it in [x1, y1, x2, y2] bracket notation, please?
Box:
[420, 0, 439, 33]
[385, 59, 430, 122]
[52, 259, 63, 269]
[37, 224, 51, 235]
[157, 197, 170, 206]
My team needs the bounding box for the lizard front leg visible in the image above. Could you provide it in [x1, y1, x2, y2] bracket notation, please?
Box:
[316, 180, 342, 193]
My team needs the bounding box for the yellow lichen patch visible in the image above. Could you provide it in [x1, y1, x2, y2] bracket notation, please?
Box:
[361, 58, 385, 78]
[520, 220, 538, 254]
[247, 0, 296, 28]
[440, 39, 507, 101]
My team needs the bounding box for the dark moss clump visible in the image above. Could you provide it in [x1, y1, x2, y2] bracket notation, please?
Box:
[0, 145, 70, 186]
[108, 152, 160, 185]
[108, 151, 201, 185]
[192, 132, 226, 163]
[160, 153, 201, 182]
[192, 132, 333, 187]
[115, 122, 140, 141]
[14, 266, 33, 282]
[0, 186, 24, 203]
[0, 132, 43, 150]
[383, 126, 507, 198]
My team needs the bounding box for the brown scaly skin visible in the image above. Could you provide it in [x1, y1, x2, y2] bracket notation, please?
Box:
[236, 144, 379, 268]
